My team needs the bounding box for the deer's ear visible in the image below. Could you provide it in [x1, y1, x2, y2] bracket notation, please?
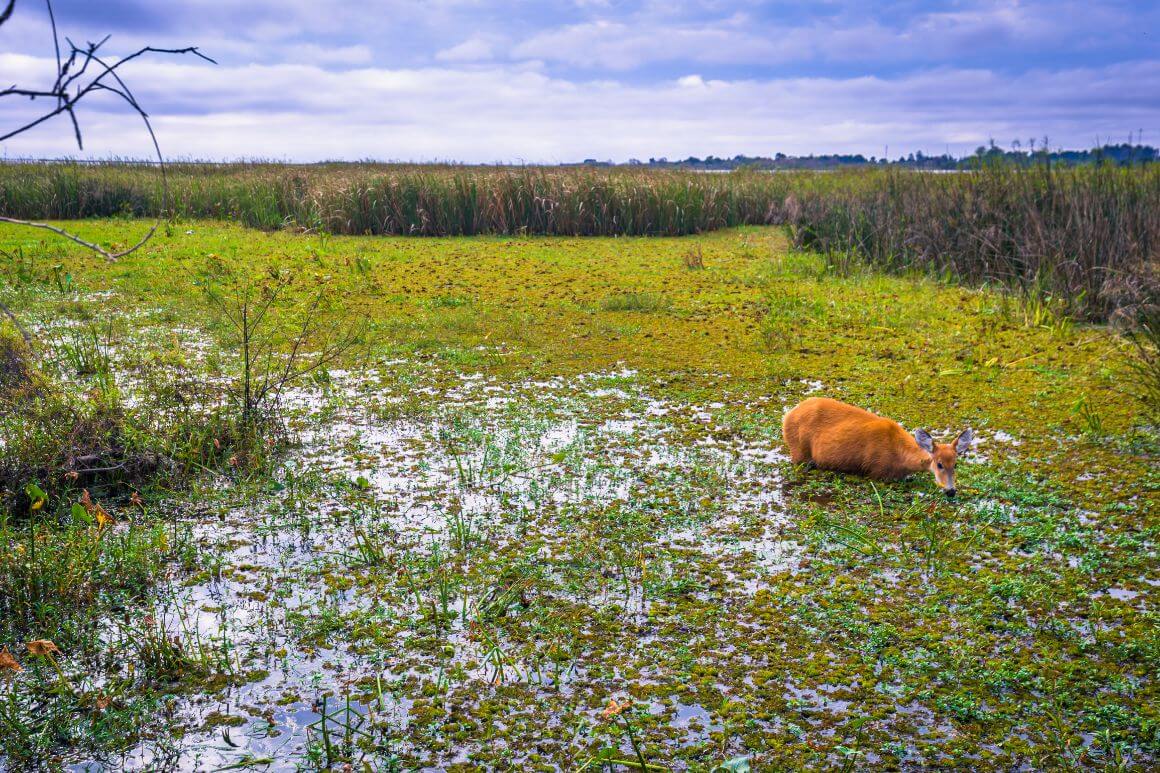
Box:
[914, 429, 934, 452]
[955, 428, 975, 455]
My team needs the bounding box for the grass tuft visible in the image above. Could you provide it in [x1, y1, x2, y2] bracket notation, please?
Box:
[600, 292, 672, 313]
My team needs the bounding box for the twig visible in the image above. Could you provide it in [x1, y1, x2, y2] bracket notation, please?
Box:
[0, 1, 214, 262]
[0, 299, 32, 343]
[0, 214, 159, 261]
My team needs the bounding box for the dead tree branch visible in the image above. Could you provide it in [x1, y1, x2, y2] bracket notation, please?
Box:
[0, 0, 214, 261]
[0, 299, 32, 343]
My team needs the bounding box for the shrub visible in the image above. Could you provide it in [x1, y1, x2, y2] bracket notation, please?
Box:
[0, 328, 43, 403]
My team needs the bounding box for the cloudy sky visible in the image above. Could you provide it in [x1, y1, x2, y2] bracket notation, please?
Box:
[1, 0, 1157, 162]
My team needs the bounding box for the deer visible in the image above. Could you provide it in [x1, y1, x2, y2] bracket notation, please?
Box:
[782, 397, 974, 497]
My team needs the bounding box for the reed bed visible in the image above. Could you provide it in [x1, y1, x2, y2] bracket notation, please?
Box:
[788, 163, 1160, 322]
[0, 162, 800, 236]
[1, 161, 1156, 320]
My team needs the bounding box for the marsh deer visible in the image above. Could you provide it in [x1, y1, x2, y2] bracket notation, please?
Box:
[782, 397, 973, 496]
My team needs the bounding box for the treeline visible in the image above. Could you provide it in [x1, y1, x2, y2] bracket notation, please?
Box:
[608, 143, 1160, 171]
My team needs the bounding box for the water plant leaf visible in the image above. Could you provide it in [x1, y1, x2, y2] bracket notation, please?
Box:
[25, 482, 47, 510]
[71, 502, 93, 525]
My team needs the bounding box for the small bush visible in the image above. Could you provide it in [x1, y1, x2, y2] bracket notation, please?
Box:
[0, 333, 243, 501]
[0, 328, 43, 403]
[0, 380, 158, 500]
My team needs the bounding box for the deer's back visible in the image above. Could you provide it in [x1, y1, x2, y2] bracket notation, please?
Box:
[783, 398, 920, 479]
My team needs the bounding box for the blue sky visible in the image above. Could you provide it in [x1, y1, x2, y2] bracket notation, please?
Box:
[1, 1, 1157, 162]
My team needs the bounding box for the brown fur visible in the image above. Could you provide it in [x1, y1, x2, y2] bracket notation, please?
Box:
[782, 398, 971, 491]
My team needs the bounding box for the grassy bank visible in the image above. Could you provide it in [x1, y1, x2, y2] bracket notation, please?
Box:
[0, 221, 1155, 769]
[2, 162, 1157, 321]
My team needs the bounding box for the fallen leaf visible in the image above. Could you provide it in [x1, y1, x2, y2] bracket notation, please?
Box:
[0, 647, 22, 673]
[27, 639, 60, 657]
[601, 697, 630, 719]
[79, 489, 115, 529]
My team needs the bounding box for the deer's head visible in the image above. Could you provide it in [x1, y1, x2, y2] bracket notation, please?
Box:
[914, 428, 974, 497]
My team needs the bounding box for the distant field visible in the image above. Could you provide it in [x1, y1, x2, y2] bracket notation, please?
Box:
[0, 222, 1155, 769]
[2, 161, 1156, 321]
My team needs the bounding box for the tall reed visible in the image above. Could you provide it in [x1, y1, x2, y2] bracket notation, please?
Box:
[0, 162, 796, 236]
[788, 163, 1160, 321]
[2, 160, 1156, 320]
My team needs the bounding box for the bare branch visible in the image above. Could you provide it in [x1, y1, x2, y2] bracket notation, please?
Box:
[45, 0, 61, 102]
[0, 299, 33, 343]
[0, 1, 213, 262]
[0, 214, 160, 259]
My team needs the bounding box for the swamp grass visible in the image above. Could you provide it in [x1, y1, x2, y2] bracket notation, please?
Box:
[0, 222, 1156, 768]
[1, 161, 1157, 321]
[788, 162, 1160, 322]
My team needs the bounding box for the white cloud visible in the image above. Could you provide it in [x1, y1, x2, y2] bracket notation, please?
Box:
[436, 36, 497, 63]
[1, 53, 1156, 163]
[507, 2, 1149, 70]
[510, 19, 790, 70]
[292, 43, 376, 66]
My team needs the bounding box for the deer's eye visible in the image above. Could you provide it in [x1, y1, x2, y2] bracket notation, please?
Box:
[937, 463, 944, 470]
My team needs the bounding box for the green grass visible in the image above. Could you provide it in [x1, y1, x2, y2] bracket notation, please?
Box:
[0, 506, 172, 642]
[0, 220, 1155, 769]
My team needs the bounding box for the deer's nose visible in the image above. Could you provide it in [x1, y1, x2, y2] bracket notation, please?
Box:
[945, 488, 957, 498]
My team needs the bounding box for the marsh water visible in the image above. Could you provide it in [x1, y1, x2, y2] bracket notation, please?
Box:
[4, 222, 1153, 771]
[68, 361, 809, 770]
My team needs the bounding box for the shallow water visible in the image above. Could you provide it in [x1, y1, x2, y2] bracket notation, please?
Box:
[70, 363, 798, 770]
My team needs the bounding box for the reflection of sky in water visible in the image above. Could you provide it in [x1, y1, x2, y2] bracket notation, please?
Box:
[81, 365, 799, 770]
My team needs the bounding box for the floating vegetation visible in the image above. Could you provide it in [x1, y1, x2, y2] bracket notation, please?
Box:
[0, 222, 1155, 769]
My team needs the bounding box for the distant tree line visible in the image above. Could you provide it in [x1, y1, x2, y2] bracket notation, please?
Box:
[573, 142, 1158, 171]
